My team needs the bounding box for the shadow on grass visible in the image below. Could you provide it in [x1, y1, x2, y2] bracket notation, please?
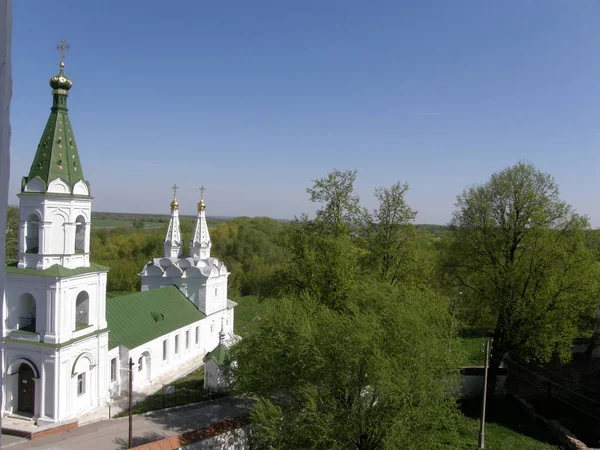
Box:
[460, 396, 562, 448]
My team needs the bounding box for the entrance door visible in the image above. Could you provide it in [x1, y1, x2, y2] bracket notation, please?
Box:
[18, 363, 35, 414]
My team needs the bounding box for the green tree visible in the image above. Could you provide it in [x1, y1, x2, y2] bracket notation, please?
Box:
[5, 205, 18, 265]
[306, 168, 362, 232]
[278, 169, 366, 310]
[363, 182, 419, 286]
[231, 283, 463, 450]
[278, 218, 363, 310]
[132, 216, 145, 229]
[441, 162, 600, 386]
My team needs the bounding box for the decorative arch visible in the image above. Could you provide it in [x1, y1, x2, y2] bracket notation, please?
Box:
[159, 258, 173, 268]
[185, 267, 202, 278]
[24, 176, 46, 193]
[47, 178, 70, 194]
[145, 265, 164, 277]
[165, 265, 183, 278]
[6, 358, 40, 378]
[71, 352, 96, 376]
[73, 180, 89, 196]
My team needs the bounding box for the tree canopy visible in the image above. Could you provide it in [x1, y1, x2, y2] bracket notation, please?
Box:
[231, 283, 463, 450]
[441, 162, 600, 372]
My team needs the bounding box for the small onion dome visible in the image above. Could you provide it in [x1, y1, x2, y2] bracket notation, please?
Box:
[49, 62, 73, 91]
[197, 199, 206, 212]
[170, 199, 179, 210]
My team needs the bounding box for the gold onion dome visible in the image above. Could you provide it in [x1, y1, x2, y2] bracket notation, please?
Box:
[197, 199, 206, 212]
[170, 199, 179, 210]
[50, 62, 73, 91]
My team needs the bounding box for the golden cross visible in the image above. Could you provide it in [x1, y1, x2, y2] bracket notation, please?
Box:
[56, 39, 71, 65]
[199, 185, 206, 201]
[172, 184, 178, 199]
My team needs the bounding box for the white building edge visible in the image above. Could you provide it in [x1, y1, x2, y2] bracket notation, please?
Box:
[1, 48, 236, 426]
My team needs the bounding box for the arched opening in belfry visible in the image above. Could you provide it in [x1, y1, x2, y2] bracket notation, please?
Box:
[25, 214, 40, 253]
[75, 291, 90, 330]
[17, 293, 37, 332]
[75, 215, 86, 253]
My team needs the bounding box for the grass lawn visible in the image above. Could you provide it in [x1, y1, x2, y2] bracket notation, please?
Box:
[457, 337, 487, 366]
[118, 368, 226, 416]
[457, 415, 562, 449]
[458, 396, 563, 450]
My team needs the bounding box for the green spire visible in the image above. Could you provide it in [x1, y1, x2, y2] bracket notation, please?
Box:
[22, 40, 89, 196]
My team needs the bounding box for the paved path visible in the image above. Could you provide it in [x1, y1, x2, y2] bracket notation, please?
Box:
[1, 397, 253, 450]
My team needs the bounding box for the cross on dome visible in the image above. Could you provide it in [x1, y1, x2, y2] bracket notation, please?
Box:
[170, 184, 179, 210]
[197, 185, 207, 212]
[56, 39, 70, 67]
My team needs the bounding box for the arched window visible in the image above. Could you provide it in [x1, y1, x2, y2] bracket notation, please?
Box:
[75, 291, 90, 329]
[17, 293, 36, 332]
[75, 215, 86, 253]
[25, 214, 40, 253]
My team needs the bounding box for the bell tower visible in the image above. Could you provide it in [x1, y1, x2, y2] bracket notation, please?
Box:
[3, 40, 110, 424]
[17, 40, 91, 270]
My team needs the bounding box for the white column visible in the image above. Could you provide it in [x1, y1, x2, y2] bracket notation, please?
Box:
[44, 286, 57, 343]
[40, 361, 45, 417]
[64, 222, 76, 256]
[40, 222, 52, 254]
[84, 222, 91, 254]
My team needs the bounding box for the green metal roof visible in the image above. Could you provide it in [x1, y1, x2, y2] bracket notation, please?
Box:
[5, 262, 110, 278]
[106, 286, 206, 350]
[204, 342, 230, 366]
[23, 64, 88, 195]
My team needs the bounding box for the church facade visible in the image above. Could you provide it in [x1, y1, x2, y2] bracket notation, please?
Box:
[1, 49, 235, 425]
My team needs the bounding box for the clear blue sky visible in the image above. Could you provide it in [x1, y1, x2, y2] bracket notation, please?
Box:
[9, 1, 600, 225]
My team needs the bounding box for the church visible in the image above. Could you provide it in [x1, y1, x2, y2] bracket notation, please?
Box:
[1, 46, 236, 425]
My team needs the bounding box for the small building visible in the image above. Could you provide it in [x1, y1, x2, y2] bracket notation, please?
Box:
[203, 327, 232, 392]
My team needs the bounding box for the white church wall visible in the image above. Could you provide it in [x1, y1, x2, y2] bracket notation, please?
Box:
[52, 271, 107, 344]
[55, 331, 109, 421]
[123, 317, 207, 391]
[107, 346, 121, 395]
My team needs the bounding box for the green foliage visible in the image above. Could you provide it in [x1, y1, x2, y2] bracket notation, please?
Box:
[211, 217, 288, 297]
[231, 284, 463, 450]
[91, 228, 165, 291]
[89, 216, 288, 296]
[132, 216, 145, 229]
[5, 205, 18, 265]
[362, 182, 423, 286]
[277, 218, 364, 311]
[307, 168, 362, 230]
[441, 161, 600, 366]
